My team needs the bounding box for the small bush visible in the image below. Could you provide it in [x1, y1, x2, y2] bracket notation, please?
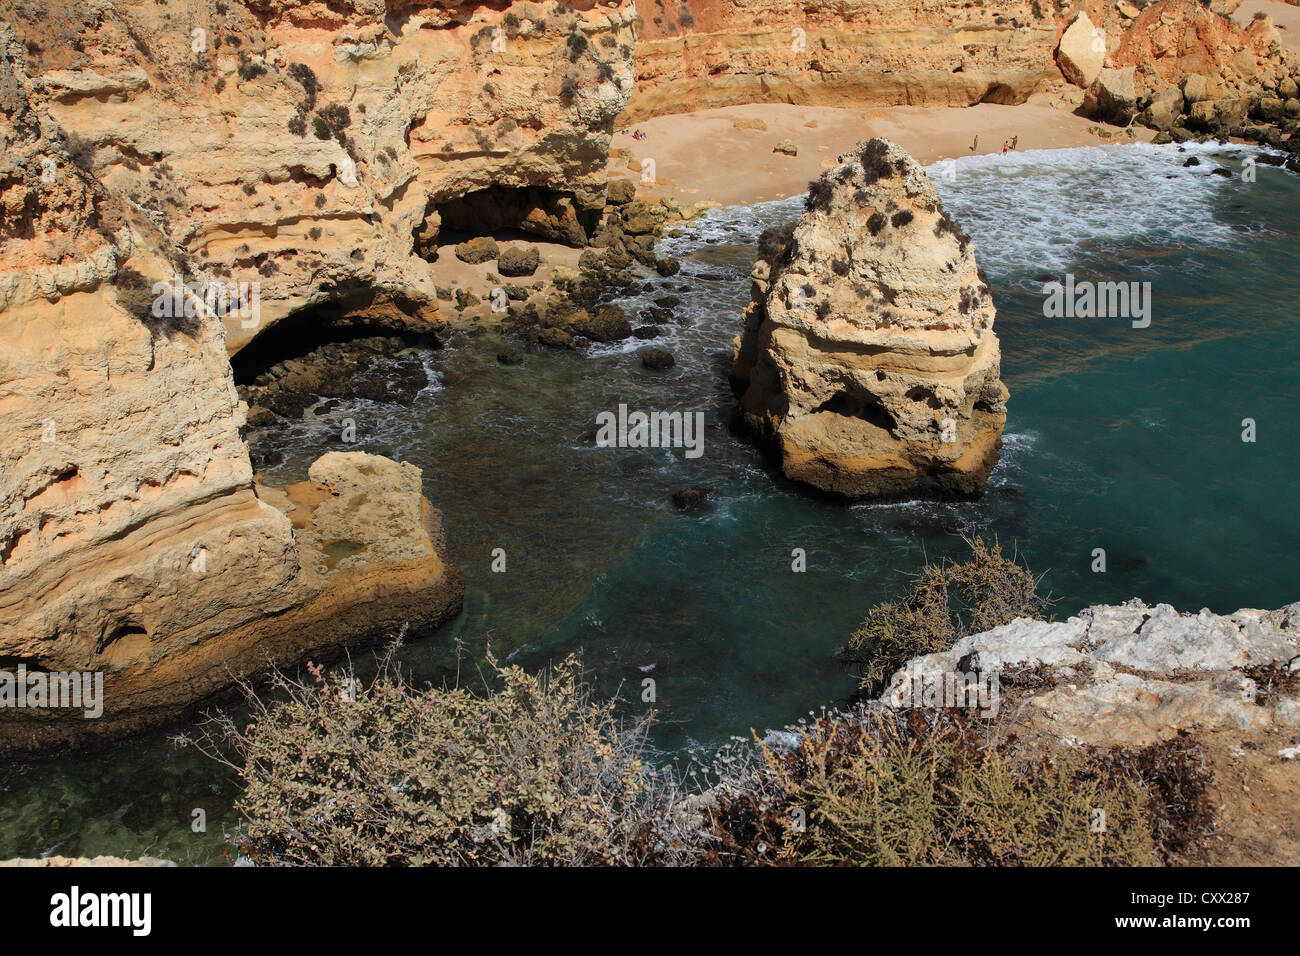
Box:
[805, 175, 833, 211]
[705, 709, 1200, 866]
[837, 539, 1047, 697]
[316, 104, 352, 142]
[176, 646, 705, 866]
[237, 58, 266, 82]
[757, 222, 796, 265]
[566, 31, 588, 61]
[287, 62, 318, 111]
[859, 139, 894, 185]
[560, 75, 580, 105]
[311, 116, 332, 140]
[934, 210, 972, 251]
[891, 209, 913, 228]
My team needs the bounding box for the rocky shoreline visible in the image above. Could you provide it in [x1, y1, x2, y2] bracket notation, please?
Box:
[2, 0, 1297, 762]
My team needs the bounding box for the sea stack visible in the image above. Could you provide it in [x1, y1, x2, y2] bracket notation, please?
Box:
[730, 139, 1008, 500]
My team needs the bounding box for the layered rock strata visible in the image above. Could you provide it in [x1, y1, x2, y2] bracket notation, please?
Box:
[730, 139, 1007, 499]
[0, 22, 462, 755]
[0, 0, 638, 353]
[622, 0, 1060, 123]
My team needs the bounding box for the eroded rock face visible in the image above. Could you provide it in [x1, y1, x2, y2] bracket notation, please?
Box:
[730, 139, 1007, 500]
[880, 600, 1300, 748]
[622, 0, 1059, 122]
[0, 25, 462, 756]
[1055, 12, 1106, 89]
[1114, 0, 1290, 99]
[2, 0, 638, 353]
[1105, 0, 1300, 144]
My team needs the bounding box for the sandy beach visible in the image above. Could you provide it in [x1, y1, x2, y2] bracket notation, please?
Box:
[608, 95, 1152, 209]
[1233, 0, 1300, 51]
[421, 97, 1152, 313]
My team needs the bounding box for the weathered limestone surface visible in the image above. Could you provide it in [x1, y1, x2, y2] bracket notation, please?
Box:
[0, 20, 464, 755]
[730, 139, 1007, 499]
[2, 0, 638, 353]
[1055, 12, 1106, 88]
[622, 0, 1060, 122]
[881, 600, 1300, 747]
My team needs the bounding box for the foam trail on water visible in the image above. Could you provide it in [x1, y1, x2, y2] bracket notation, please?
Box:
[926, 142, 1266, 287]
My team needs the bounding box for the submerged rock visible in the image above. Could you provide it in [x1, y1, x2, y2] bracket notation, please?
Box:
[671, 487, 717, 510]
[641, 348, 675, 369]
[730, 138, 1008, 500]
[571, 304, 633, 342]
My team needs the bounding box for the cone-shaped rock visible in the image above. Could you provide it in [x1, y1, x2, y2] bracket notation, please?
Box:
[730, 139, 1008, 499]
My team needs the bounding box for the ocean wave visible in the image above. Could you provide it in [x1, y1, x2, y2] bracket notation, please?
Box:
[926, 142, 1266, 288]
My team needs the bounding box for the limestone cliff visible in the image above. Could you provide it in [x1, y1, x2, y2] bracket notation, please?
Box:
[874, 597, 1300, 865]
[3, 0, 638, 352]
[730, 138, 1007, 500]
[881, 599, 1300, 747]
[0, 20, 462, 756]
[621, 0, 1060, 123]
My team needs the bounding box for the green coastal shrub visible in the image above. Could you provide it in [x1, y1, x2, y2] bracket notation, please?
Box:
[704, 710, 1210, 867]
[837, 539, 1047, 696]
[177, 648, 703, 866]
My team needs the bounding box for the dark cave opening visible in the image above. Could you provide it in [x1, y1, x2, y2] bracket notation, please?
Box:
[229, 290, 441, 386]
[427, 184, 596, 251]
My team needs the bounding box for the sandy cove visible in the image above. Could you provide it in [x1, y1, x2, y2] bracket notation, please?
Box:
[606, 96, 1155, 209]
[417, 97, 1153, 308]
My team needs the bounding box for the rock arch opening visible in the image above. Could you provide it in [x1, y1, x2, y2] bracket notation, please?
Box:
[229, 289, 441, 387]
[421, 185, 596, 256]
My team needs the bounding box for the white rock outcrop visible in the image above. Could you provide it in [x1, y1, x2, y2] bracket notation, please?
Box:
[880, 599, 1300, 747]
[1055, 13, 1107, 88]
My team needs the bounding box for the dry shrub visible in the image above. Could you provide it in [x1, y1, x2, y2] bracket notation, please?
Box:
[1238, 661, 1300, 706]
[705, 709, 1210, 867]
[837, 539, 1047, 696]
[757, 221, 796, 264]
[175, 645, 706, 866]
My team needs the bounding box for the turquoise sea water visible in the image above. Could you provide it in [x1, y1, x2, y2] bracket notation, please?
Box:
[2, 141, 1296, 863]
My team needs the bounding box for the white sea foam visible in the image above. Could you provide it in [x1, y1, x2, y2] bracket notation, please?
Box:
[926, 142, 1264, 287]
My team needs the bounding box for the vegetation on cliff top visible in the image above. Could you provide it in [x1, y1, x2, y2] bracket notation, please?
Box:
[179, 542, 1214, 867]
[837, 538, 1048, 697]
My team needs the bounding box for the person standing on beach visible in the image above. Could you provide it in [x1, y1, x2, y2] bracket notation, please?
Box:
[1011, 135, 1019, 150]
[970, 135, 978, 151]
